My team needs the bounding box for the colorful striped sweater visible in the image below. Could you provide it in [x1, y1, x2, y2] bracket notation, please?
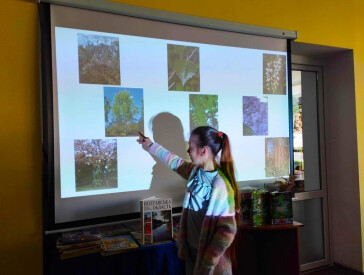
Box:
[149, 143, 237, 275]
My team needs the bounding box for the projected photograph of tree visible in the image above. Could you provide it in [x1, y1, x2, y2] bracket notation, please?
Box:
[168, 44, 200, 91]
[263, 54, 286, 95]
[265, 137, 289, 177]
[78, 33, 120, 85]
[104, 87, 144, 137]
[189, 94, 218, 131]
[74, 139, 117, 192]
[243, 96, 268, 136]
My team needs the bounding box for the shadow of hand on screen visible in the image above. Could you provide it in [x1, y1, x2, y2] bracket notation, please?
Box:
[149, 112, 187, 201]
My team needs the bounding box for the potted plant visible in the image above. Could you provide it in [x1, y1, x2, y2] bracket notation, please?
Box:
[275, 174, 296, 193]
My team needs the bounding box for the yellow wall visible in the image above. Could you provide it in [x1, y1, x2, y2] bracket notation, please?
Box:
[1, 0, 363, 274]
[0, 1, 42, 274]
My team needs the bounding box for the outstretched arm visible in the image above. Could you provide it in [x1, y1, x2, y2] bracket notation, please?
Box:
[137, 132, 195, 180]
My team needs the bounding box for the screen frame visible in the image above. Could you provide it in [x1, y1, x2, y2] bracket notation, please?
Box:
[40, 3, 294, 232]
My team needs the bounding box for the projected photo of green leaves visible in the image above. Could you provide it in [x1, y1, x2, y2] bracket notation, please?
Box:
[243, 96, 268, 136]
[74, 139, 117, 192]
[168, 44, 200, 91]
[265, 137, 289, 177]
[78, 33, 120, 85]
[263, 54, 286, 95]
[104, 87, 144, 137]
[189, 94, 218, 131]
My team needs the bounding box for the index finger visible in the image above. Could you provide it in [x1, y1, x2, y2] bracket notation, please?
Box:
[139, 131, 146, 139]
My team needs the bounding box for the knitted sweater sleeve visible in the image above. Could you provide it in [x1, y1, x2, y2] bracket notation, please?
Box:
[148, 143, 195, 180]
[197, 178, 237, 274]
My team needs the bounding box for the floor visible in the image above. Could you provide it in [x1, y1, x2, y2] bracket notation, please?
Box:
[304, 265, 362, 275]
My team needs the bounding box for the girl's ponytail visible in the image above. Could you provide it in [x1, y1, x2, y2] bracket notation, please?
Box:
[220, 135, 237, 200]
[220, 134, 240, 274]
[220, 134, 240, 213]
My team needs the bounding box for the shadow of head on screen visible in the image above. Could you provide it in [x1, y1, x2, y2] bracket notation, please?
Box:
[149, 112, 188, 197]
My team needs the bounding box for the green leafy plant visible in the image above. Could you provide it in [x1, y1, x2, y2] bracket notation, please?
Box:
[112, 91, 138, 135]
[104, 88, 144, 137]
[189, 94, 218, 130]
[274, 174, 297, 192]
[168, 44, 200, 91]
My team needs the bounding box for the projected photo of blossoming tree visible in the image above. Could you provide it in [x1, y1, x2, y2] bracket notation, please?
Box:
[74, 139, 117, 191]
[263, 54, 286, 95]
[189, 94, 218, 131]
[78, 33, 120, 85]
[265, 137, 289, 177]
[168, 44, 200, 91]
[243, 96, 268, 136]
[104, 87, 144, 137]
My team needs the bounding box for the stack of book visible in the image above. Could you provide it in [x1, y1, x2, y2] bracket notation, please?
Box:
[57, 229, 102, 260]
[56, 213, 175, 259]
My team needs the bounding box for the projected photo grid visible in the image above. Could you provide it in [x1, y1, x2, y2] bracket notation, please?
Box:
[55, 27, 289, 198]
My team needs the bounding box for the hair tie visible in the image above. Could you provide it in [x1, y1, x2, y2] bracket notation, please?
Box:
[218, 131, 224, 138]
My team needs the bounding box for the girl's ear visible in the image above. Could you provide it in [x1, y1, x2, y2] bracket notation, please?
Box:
[200, 146, 208, 156]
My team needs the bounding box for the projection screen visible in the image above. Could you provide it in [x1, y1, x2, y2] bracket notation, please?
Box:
[49, 4, 291, 224]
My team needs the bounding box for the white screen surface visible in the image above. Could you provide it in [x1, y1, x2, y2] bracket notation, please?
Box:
[51, 5, 289, 223]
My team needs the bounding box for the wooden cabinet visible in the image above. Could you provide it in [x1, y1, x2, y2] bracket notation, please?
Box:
[238, 222, 303, 275]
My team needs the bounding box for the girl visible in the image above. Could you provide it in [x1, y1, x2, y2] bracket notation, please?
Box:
[137, 126, 240, 275]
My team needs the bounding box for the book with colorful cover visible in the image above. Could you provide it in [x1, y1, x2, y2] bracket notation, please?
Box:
[62, 229, 101, 245]
[129, 231, 144, 246]
[240, 187, 257, 225]
[57, 237, 101, 252]
[101, 234, 138, 256]
[60, 246, 102, 260]
[140, 197, 173, 245]
[270, 191, 293, 224]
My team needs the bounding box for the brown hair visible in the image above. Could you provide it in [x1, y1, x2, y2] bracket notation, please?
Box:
[190, 126, 240, 271]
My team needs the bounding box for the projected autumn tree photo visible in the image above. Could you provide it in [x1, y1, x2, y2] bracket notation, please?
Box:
[168, 44, 200, 91]
[265, 137, 289, 177]
[243, 96, 268, 136]
[189, 94, 218, 131]
[104, 87, 144, 137]
[74, 139, 117, 192]
[263, 54, 286, 95]
[78, 33, 120, 85]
